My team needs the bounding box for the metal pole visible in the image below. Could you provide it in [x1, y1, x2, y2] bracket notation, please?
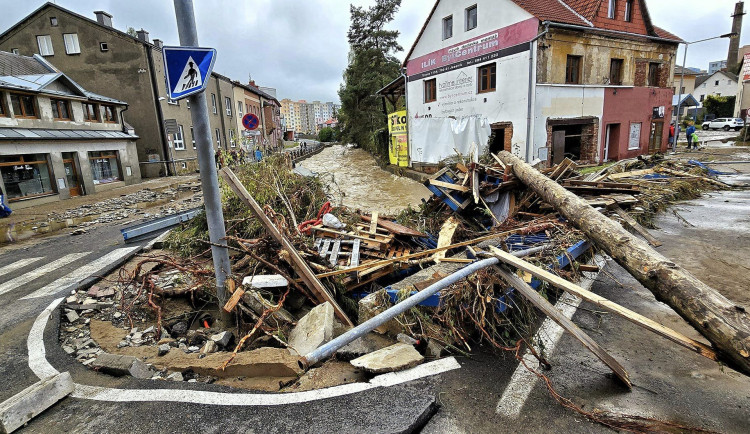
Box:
[173, 0, 231, 307]
[672, 43, 688, 153]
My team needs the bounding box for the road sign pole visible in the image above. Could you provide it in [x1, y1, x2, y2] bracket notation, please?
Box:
[173, 0, 231, 309]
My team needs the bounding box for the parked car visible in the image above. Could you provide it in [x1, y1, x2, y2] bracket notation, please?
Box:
[701, 118, 745, 131]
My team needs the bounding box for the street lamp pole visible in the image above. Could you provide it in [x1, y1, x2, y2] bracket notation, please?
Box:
[672, 33, 737, 153]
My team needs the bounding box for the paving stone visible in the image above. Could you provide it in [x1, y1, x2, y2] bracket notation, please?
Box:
[64, 310, 79, 323]
[288, 302, 334, 357]
[91, 353, 139, 377]
[350, 343, 424, 374]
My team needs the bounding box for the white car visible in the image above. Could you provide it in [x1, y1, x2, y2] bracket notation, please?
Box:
[701, 118, 745, 131]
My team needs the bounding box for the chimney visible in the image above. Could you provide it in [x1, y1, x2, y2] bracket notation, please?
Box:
[94, 11, 113, 27]
[136, 29, 150, 43]
[249, 80, 257, 87]
[727, 1, 745, 70]
[153, 39, 163, 49]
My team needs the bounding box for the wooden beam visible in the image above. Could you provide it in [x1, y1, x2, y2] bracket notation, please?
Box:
[369, 212, 379, 235]
[360, 215, 427, 237]
[429, 179, 470, 192]
[611, 205, 662, 247]
[487, 246, 718, 361]
[219, 167, 353, 326]
[607, 169, 655, 180]
[222, 287, 246, 313]
[494, 265, 632, 389]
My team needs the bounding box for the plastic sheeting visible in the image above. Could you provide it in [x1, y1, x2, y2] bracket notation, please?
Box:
[410, 115, 491, 164]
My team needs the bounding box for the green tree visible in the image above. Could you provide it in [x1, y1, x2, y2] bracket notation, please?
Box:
[126, 27, 138, 38]
[702, 95, 736, 118]
[318, 127, 335, 142]
[338, 0, 403, 157]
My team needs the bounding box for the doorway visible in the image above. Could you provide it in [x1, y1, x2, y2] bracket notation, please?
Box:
[62, 152, 82, 197]
[605, 123, 620, 162]
[489, 122, 513, 155]
[648, 121, 663, 154]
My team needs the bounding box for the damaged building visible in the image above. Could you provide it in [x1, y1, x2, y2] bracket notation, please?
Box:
[385, 0, 681, 169]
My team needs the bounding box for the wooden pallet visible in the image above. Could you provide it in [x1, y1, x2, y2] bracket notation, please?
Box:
[315, 238, 361, 267]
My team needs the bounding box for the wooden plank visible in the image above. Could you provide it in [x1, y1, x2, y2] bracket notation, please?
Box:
[329, 239, 341, 266]
[434, 216, 459, 263]
[565, 180, 637, 189]
[430, 179, 470, 193]
[313, 226, 392, 244]
[611, 205, 663, 247]
[490, 153, 507, 170]
[493, 265, 632, 389]
[456, 162, 469, 173]
[576, 264, 600, 272]
[472, 168, 480, 204]
[360, 215, 427, 237]
[219, 167, 353, 326]
[487, 246, 718, 361]
[351, 239, 361, 267]
[369, 212, 379, 235]
[439, 258, 475, 263]
[319, 239, 331, 257]
[222, 287, 246, 313]
[608, 168, 655, 180]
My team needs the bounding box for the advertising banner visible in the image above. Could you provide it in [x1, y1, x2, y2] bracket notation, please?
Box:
[388, 110, 408, 166]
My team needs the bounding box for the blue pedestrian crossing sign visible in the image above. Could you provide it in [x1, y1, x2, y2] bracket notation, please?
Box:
[163, 46, 217, 100]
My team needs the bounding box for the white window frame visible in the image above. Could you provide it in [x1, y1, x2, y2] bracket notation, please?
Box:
[63, 33, 80, 55]
[211, 94, 217, 114]
[37, 35, 53, 56]
[237, 101, 243, 116]
[215, 128, 221, 148]
[624, 0, 633, 22]
[174, 125, 185, 150]
[11, 48, 19, 55]
[191, 126, 196, 148]
[608, 0, 617, 19]
[225, 97, 232, 116]
[99, 42, 109, 52]
[229, 129, 236, 147]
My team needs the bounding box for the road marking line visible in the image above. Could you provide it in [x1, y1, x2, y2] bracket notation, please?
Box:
[0, 253, 89, 297]
[22, 247, 139, 300]
[0, 257, 44, 276]
[29, 298, 461, 406]
[496, 255, 605, 418]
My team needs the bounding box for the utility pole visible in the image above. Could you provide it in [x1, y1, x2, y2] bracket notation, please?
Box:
[173, 0, 231, 312]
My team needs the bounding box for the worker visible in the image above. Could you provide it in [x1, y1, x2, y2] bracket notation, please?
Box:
[0, 185, 11, 218]
[686, 122, 696, 150]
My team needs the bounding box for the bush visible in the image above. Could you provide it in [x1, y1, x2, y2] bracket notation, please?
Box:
[318, 127, 336, 142]
[702, 95, 736, 118]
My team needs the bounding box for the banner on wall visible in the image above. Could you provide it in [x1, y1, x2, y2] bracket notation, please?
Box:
[388, 110, 409, 167]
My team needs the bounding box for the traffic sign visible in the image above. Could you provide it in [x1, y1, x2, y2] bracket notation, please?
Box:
[242, 113, 260, 130]
[163, 46, 217, 100]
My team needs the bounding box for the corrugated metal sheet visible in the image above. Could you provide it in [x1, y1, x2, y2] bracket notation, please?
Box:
[0, 128, 135, 140]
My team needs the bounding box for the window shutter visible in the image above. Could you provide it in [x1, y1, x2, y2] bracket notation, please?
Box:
[64, 34, 80, 54]
[37, 35, 53, 56]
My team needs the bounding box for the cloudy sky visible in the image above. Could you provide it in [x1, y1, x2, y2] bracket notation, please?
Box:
[0, 0, 747, 103]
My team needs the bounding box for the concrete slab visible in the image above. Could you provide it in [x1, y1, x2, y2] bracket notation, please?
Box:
[0, 372, 73, 434]
[288, 302, 334, 356]
[351, 343, 424, 374]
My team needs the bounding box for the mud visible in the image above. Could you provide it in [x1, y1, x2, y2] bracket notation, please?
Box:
[298, 145, 430, 214]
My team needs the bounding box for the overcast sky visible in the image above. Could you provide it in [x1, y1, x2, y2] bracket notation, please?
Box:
[0, 0, 747, 103]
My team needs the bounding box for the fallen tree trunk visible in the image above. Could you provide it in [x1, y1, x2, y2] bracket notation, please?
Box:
[495, 151, 750, 375]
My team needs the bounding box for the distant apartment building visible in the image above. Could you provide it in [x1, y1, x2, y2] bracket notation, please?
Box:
[280, 99, 340, 135]
[709, 60, 728, 75]
[0, 3, 281, 177]
[0, 51, 139, 209]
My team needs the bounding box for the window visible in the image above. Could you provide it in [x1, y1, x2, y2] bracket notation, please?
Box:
[215, 128, 221, 148]
[608, 0, 617, 19]
[229, 129, 236, 147]
[174, 125, 185, 150]
[191, 126, 196, 148]
[50, 99, 71, 120]
[465, 5, 477, 31]
[238, 101, 243, 116]
[50, 17, 58, 26]
[186, 100, 190, 109]
[609, 58, 623, 85]
[88, 151, 121, 184]
[700, 95, 705, 102]
[225, 97, 232, 116]
[63, 33, 80, 55]
[102, 104, 117, 122]
[424, 78, 437, 103]
[715, 80, 719, 86]
[624, 0, 633, 22]
[83, 103, 99, 121]
[0, 154, 54, 200]
[477, 63, 496, 93]
[10, 93, 37, 118]
[647, 62, 660, 87]
[443, 15, 453, 40]
[11, 48, 19, 55]
[37, 35, 53, 56]
[99, 42, 109, 52]
[211, 94, 217, 114]
[565, 55, 582, 84]
[0, 92, 5, 117]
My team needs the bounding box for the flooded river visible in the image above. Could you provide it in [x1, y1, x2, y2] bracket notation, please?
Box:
[298, 145, 430, 214]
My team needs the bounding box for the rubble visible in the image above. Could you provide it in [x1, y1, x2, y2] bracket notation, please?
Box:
[288, 302, 334, 357]
[350, 343, 424, 374]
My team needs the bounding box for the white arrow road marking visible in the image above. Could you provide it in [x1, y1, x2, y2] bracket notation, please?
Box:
[29, 298, 461, 406]
[0, 253, 89, 297]
[495, 255, 606, 418]
[0, 257, 44, 275]
[22, 247, 139, 300]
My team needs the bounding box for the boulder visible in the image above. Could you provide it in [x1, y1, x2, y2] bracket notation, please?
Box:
[350, 343, 424, 374]
[288, 302, 334, 357]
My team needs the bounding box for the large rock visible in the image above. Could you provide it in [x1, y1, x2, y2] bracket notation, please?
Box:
[167, 347, 302, 378]
[91, 353, 153, 378]
[350, 343, 424, 374]
[288, 302, 334, 357]
[337, 332, 395, 361]
[358, 290, 402, 336]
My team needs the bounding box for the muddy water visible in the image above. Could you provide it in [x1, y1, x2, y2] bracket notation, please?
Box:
[298, 145, 430, 214]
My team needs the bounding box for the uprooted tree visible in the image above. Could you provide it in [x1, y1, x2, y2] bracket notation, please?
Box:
[338, 0, 403, 158]
[495, 150, 750, 375]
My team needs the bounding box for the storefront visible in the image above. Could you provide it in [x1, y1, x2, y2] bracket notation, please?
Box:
[0, 154, 55, 202]
[88, 151, 122, 185]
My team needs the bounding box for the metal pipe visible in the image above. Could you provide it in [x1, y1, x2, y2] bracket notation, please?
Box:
[173, 0, 231, 308]
[672, 45, 688, 153]
[525, 22, 549, 163]
[299, 257, 501, 369]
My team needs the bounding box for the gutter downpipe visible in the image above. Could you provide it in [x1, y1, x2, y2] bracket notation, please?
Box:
[525, 22, 550, 164]
[145, 44, 174, 176]
[401, 67, 411, 167]
[298, 245, 545, 369]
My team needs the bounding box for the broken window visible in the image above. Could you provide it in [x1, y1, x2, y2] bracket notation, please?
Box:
[608, 0, 617, 19]
[609, 58, 623, 85]
[565, 55, 582, 84]
[424, 79, 436, 103]
[625, 0, 633, 21]
[647, 63, 660, 87]
[478, 63, 496, 93]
